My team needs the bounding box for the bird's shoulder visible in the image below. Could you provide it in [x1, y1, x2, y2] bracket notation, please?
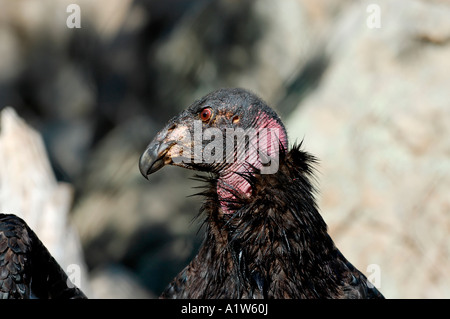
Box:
[335, 251, 384, 299]
[0, 214, 33, 299]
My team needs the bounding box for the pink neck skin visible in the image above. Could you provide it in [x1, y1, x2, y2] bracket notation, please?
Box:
[217, 111, 288, 214]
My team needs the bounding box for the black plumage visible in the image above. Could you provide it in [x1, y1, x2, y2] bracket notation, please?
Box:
[139, 88, 384, 299]
[0, 214, 86, 299]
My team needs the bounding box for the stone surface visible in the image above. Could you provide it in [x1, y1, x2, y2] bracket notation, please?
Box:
[287, 0, 450, 298]
[0, 107, 91, 295]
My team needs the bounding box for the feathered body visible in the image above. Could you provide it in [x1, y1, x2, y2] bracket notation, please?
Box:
[160, 146, 382, 298]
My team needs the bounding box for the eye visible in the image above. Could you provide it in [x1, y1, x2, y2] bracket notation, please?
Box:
[199, 107, 212, 122]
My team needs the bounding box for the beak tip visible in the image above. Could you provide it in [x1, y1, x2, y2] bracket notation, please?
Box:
[139, 142, 168, 179]
[139, 148, 154, 179]
[138, 156, 149, 179]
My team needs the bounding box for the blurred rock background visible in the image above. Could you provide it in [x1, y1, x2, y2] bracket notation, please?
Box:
[0, 0, 449, 298]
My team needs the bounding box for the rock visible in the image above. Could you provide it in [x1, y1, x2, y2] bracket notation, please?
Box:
[286, 0, 450, 298]
[0, 107, 91, 296]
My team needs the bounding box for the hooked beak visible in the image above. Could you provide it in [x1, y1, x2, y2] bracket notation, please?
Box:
[139, 121, 192, 179]
[139, 141, 172, 179]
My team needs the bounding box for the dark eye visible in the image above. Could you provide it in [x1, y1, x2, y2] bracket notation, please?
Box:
[200, 107, 212, 122]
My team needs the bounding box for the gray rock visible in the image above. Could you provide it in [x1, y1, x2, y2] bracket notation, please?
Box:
[287, 0, 450, 298]
[0, 107, 91, 296]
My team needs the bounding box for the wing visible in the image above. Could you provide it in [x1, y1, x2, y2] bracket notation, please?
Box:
[0, 214, 32, 298]
[336, 251, 384, 299]
[0, 214, 86, 299]
[160, 267, 189, 298]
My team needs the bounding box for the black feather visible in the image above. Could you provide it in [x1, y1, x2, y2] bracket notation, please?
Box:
[0, 214, 87, 299]
[160, 145, 384, 298]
